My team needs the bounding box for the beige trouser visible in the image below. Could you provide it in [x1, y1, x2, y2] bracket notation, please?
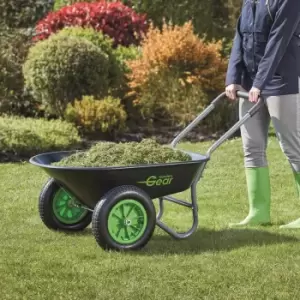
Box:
[239, 81, 300, 172]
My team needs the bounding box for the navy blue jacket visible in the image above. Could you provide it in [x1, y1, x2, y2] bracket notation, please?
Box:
[226, 0, 300, 96]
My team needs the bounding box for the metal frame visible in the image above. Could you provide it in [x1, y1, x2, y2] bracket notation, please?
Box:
[156, 92, 263, 239]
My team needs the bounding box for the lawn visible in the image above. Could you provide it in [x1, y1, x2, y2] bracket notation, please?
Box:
[1, 136, 300, 300]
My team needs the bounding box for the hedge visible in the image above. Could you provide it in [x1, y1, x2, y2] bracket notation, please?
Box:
[0, 116, 81, 157]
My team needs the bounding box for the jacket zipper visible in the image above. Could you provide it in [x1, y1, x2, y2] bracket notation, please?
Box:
[251, 0, 257, 74]
[265, 0, 273, 22]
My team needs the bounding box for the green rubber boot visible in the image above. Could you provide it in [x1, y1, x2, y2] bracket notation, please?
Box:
[230, 167, 271, 227]
[280, 172, 300, 229]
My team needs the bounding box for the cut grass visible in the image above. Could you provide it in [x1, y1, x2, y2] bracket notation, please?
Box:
[1, 137, 300, 300]
[53, 139, 191, 167]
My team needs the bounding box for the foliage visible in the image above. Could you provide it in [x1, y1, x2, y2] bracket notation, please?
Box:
[23, 35, 110, 116]
[114, 45, 141, 74]
[54, 27, 141, 98]
[34, 1, 148, 47]
[220, 0, 241, 58]
[65, 95, 127, 134]
[52, 0, 242, 41]
[227, 0, 243, 31]
[54, 27, 123, 90]
[128, 22, 227, 95]
[0, 115, 81, 156]
[117, 0, 234, 41]
[54, 0, 95, 10]
[0, 28, 40, 116]
[53, 138, 191, 167]
[0, 0, 54, 28]
[129, 69, 210, 127]
[220, 38, 234, 59]
[127, 22, 229, 129]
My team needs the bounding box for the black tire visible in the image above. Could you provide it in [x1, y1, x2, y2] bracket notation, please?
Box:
[92, 185, 156, 251]
[39, 178, 92, 232]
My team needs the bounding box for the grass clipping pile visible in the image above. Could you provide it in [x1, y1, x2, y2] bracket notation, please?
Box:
[53, 139, 191, 167]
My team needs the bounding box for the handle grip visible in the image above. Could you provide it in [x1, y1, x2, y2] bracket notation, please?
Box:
[236, 90, 262, 116]
[236, 91, 249, 99]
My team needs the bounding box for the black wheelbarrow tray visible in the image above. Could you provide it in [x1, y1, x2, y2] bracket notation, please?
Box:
[30, 92, 262, 251]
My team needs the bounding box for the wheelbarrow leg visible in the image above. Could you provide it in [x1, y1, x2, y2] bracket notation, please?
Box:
[156, 198, 164, 221]
[156, 181, 199, 239]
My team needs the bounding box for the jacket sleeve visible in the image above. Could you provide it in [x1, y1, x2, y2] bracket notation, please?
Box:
[253, 0, 300, 90]
[225, 16, 244, 86]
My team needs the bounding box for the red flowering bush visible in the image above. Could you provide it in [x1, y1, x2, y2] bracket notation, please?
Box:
[34, 1, 148, 47]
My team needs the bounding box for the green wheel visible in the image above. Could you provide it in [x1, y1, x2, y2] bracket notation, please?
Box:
[52, 188, 88, 224]
[107, 199, 148, 245]
[92, 186, 156, 251]
[39, 178, 92, 231]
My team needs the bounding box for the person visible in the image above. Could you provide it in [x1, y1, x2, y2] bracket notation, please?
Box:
[225, 0, 300, 228]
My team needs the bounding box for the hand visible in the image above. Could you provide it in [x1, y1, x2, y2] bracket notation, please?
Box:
[249, 87, 261, 103]
[225, 84, 245, 100]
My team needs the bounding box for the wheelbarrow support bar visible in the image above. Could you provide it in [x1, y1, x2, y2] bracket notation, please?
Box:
[171, 91, 263, 157]
[156, 92, 263, 239]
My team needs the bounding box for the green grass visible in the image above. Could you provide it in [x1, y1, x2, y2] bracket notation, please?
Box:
[1, 137, 300, 300]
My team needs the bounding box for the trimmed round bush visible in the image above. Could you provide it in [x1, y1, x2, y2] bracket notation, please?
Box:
[54, 27, 141, 98]
[23, 35, 110, 116]
[65, 95, 127, 135]
[55, 27, 122, 90]
[0, 116, 81, 157]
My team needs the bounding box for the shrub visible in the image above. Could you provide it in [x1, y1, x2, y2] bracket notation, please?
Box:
[55, 27, 122, 90]
[34, 1, 148, 47]
[55, 26, 141, 98]
[23, 35, 110, 116]
[128, 22, 227, 94]
[0, 28, 40, 116]
[59, 1, 241, 41]
[129, 69, 210, 127]
[114, 45, 141, 74]
[116, 0, 234, 41]
[65, 95, 127, 135]
[0, 0, 54, 28]
[0, 115, 81, 157]
[127, 22, 229, 130]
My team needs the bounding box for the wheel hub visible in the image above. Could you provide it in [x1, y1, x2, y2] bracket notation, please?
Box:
[124, 219, 132, 226]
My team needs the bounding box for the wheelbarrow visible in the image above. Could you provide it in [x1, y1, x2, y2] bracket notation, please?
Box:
[30, 92, 262, 251]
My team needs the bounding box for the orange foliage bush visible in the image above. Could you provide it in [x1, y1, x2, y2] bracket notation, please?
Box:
[127, 21, 227, 95]
[125, 22, 229, 129]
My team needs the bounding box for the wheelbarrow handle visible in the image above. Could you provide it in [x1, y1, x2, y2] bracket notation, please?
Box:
[170, 91, 263, 157]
